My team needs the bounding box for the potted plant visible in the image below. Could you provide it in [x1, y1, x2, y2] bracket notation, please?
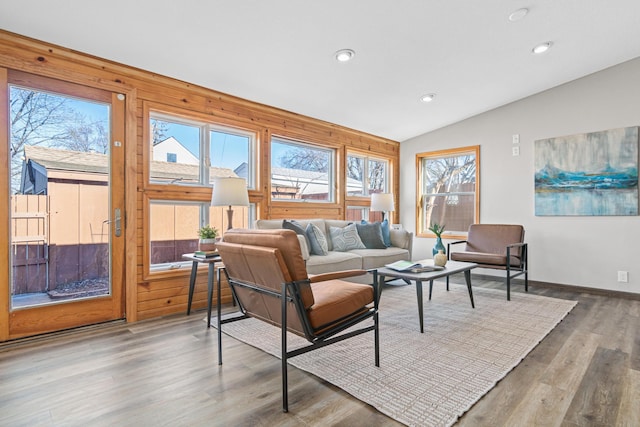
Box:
[428, 223, 446, 257]
[197, 225, 219, 252]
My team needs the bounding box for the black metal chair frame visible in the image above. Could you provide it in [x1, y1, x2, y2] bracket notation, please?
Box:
[447, 240, 528, 300]
[220, 269, 380, 412]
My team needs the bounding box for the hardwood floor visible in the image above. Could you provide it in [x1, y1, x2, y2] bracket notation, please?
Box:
[1, 277, 638, 426]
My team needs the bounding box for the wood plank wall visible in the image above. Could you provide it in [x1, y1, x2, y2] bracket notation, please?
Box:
[0, 31, 400, 322]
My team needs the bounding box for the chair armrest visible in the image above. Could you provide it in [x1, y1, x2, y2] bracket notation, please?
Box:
[506, 242, 527, 248]
[447, 239, 467, 259]
[308, 269, 367, 283]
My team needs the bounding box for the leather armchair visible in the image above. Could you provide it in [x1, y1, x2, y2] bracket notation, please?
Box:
[216, 228, 380, 412]
[447, 224, 528, 300]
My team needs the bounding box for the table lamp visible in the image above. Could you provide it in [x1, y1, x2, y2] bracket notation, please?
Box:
[211, 177, 249, 229]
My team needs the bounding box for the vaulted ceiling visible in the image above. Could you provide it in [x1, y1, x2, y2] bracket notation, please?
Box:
[2, 1, 640, 141]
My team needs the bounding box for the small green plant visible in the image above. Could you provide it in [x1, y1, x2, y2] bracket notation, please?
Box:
[428, 223, 445, 238]
[197, 225, 219, 240]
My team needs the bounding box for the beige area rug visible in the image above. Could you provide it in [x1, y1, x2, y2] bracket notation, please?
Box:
[219, 283, 577, 426]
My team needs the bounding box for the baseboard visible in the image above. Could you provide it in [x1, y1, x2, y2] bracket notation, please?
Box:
[469, 272, 640, 301]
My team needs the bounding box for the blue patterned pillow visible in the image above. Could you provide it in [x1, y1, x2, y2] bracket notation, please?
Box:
[329, 223, 366, 252]
[306, 223, 328, 255]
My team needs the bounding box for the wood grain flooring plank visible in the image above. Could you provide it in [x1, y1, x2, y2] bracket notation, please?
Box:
[562, 347, 628, 426]
[616, 368, 640, 426]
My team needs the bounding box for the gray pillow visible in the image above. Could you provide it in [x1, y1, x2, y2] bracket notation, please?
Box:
[283, 219, 310, 248]
[356, 222, 386, 249]
[330, 223, 366, 252]
[306, 223, 328, 255]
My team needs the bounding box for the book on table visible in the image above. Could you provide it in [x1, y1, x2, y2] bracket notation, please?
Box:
[384, 259, 444, 273]
[193, 250, 219, 258]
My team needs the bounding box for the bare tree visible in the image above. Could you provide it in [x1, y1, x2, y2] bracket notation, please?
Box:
[280, 147, 328, 172]
[61, 118, 109, 154]
[150, 119, 169, 145]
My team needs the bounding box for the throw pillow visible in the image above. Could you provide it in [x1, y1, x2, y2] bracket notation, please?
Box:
[282, 219, 310, 248]
[306, 223, 328, 256]
[356, 221, 386, 249]
[361, 219, 392, 247]
[329, 223, 366, 252]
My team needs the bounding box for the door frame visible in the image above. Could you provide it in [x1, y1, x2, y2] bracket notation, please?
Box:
[0, 69, 135, 341]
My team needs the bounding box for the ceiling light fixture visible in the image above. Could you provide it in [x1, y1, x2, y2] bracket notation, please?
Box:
[335, 49, 355, 62]
[508, 8, 529, 22]
[532, 42, 553, 54]
[420, 93, 436, 103]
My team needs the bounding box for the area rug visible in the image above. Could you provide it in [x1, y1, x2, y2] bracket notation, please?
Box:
[219, 283, 577, 426]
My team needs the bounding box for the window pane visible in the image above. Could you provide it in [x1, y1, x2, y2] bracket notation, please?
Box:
[347, 155, 365, 195]
[149, 118, 200, 184]
[346, 206, 367, 222]
[210, 129, 253, 189]
[368, 159, 387, 193]
[149, 202, 200, 268]
[419, 147, 479, 236]
[271, 138, 333, 201]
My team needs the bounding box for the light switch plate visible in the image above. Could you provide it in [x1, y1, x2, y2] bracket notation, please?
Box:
[512, 134, 520, 144]
[512, 146, 520, 156]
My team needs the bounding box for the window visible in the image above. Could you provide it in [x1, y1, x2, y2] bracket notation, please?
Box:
[271, 137, 334, 202]
[346, 153, 389, 196]
[149, 113, 255, 189]
[417, 146, 479, 237]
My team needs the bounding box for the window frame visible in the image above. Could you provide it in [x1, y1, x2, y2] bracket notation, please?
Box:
[147, 109, 257, 190]
[345, 152, 390, 197]
[416, 145, 480, 239]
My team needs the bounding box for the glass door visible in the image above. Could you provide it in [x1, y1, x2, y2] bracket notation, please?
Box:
[2, 70, 125, 339]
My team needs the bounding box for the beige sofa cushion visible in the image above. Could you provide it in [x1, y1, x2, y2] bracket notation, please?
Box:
[305, 251, 362, 274]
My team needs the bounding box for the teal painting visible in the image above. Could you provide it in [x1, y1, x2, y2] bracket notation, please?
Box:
[535, 127, 638, 216]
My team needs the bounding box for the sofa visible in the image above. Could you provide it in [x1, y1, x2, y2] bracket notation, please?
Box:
[255, 218, 413, 275]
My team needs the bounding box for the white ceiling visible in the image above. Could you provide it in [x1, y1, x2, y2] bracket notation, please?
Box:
[2, 1, 640, 142]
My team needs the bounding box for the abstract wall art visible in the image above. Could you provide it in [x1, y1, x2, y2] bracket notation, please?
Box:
[534, 126, 638, 216]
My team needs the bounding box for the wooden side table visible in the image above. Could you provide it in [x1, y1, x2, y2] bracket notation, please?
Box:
[182, 253, 222, 329]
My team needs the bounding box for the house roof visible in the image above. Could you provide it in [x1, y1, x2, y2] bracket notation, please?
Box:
[23, 145, 237, 181]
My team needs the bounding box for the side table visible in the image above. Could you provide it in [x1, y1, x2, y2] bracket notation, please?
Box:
[182, 253, 222, 329]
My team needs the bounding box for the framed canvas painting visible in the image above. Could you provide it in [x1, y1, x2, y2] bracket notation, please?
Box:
[534, 126, 638, 216]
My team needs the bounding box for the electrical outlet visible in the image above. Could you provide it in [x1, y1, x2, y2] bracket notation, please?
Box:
[617, 271, 628, 283]
[512, 134, 520, 144]
[512, 146, 520, 156]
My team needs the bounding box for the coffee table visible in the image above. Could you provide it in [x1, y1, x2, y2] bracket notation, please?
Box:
[377, 260, 477, 333]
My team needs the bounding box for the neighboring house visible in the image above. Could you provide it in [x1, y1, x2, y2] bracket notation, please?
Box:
[270, 166, 363, 199]
[152, 136, 198, 164]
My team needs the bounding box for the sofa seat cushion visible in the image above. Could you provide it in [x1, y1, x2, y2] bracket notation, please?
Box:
[308, 280, 373, 330]
[305, 251, 362, 274]
[349, 247, 410, 270]
[451, 251, 521, 267]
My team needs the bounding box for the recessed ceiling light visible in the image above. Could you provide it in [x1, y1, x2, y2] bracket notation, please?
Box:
[532, 42, 553, 54]
[335, 49, 355, 62]
[508, 8, 529, 22]
[420, 93, 436, 103]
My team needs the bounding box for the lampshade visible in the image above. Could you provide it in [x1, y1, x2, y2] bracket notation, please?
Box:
[211, 177, 249, 207]
[370, 193, 395, 212]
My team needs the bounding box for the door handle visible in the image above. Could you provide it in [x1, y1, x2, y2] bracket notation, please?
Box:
[114, 208, 122, 237]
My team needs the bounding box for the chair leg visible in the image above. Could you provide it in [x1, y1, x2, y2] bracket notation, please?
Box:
[446, 276, 450, 291]
[525, 269, 529, 293]
[281, 285, 289, 413]
[374, 312, 380, 367]
[506, 272, 511, 301]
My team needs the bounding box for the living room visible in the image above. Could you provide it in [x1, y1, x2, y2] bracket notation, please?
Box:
[1, 2, 639, 425]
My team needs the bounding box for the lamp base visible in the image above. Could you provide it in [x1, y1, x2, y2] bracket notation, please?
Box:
[226, 207, 234, 230]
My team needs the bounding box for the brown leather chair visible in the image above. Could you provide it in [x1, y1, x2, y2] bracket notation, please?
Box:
[215, 228, 380, 412]
[447, 224, 528, 300]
